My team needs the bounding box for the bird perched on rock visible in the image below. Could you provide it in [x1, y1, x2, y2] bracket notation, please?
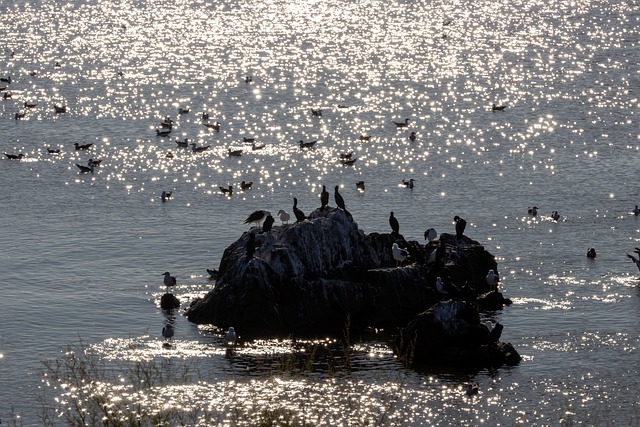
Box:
[486, 269, 500, 291]
[424, 228, 437, 242]
[262, 214, 275, 233]
[320, 185, 329, 210]
[586, 248, 596, 259]
[392, 242, 408, 266]
[293, 197, 306, 222]
[334, 186, 350, 217]
[225, 327, 237, 347]
[389, 211, 400, 235]
[277, 209, 290, 224]
[435, 277, 448, 297]
[162, 324, 174, 341]
[453, 215, 467, 238]
[244, 210, 271, 227]
[163, 272, 176, 291]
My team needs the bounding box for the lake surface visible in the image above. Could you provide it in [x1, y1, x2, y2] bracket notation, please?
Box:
[2, 0, 640, 424]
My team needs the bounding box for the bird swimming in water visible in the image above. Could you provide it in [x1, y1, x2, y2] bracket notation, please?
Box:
[293, 197, 307, 222]
[466, 382, 479, 396]
[46, 147, 61, 154]
[262, 214, 275, 233]
[393, 118, 410, 128]
[311, 108, 323, 117]
[244, 210, 271, 227]
[486, 269, 500, 291]
[389, 211, 400, 235]
[5, 153, 24, 160]
[320, 185, 329, 210]
[356, 181, 365, 191]
[228, 148, 243, 157]
[492, 103, 506, 111]
[402, 179, 414, 189]
[240, 180, 253, 190]
[156, 128, 172, 137]
[633, 205, 640, 216]
[192, 143, 211, 153]
[163, 272, 176, 291]
[277, 209, 290, 224]
[528, 206, 538, 217]
[551, 211, 560, 221]
[74, 142, 93, 150]
[161, 191, 172, 202]
[586, 248, 596, 259]
[225, 327, 237, 347]
[453, 215, 467, 238]
[162, 324, 174, 341]
[392, 242, 408, 266]
[219, 185, 233, 196]
[409, 132, 416, 142]
[204, 121, 220, 131]
[299, 140, 317, 149]
[424, 228, 437, 242]
[76, 163, 94, 173]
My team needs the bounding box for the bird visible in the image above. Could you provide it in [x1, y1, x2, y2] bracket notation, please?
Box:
[311, 108, 323, 117]
[245, 75, 253, 83]
[0, 76, 11, 84]
[528, 206, 538, 217]
[492, 103, 506, 112]
[88, 158, 101, 167]
[299, 140, 317, 149]
[252, 142, 265, 150]
[74, 142, 93, 150]
[466, 382, 479, 396]
[587, 248, 596, 259]
[242, 137, 256, 143]
[424, 228, 437, 241]
[453, 216, 467, 238]
[341, 158, 357, 166]
[161, 191, 172, 202]
[262, 214, 275, 233]
[156, 129, 172, 137]
[191, 143, 210, 153]
[204, 121, 220, 131]
[14, 111, 26, 120]
[53, 104, 66, 113]
[293, 197, 306, 222]
[162, 324, 174, 341]
[178, 107, 190, 114]
[219, 185, 233, 196]
[206, 268, 219, 279]
[356, 181, 366, 191]
[435, 277, 461, 298]
[202, 112, 209, 121]
[244, 210, 271, 227]
[633, 205, 640, 215]
[486, 269, 500, 291]
[393, 118, 410, 128]
[320, 185, 329, 210]
[46, 147, 61, 154]
[389, 211, 400, 235]
[402, 179, 415, 189]
[4, 153, 24, 160]
[225, 327, 237, 347]
[24, 101, 37, 108]
[76, 163, 94, 173]
[392, 242, 408, 266]
[3, 91, 12, 99]
[162, 272, 176, 290]
[334, 185, 347, 212]
[339, 151, 354, 160]
[359, 135, 371, 141]
[166, 151, 174, 159]
[228, 148, 243, 157]
[160, 120, 173, 129]
[175, 137, 189, 147]
[240, 180, 253, 190]
[627, 253, 640, 273]
[277, 209, 290, 224]
[551, 211, 560, 221]
[409, 132, 417, 142]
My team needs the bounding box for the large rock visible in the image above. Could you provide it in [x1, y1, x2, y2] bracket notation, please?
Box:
[186, 208, 508, 340]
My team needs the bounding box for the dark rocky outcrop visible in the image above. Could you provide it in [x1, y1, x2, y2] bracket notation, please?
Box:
[186, 208, 511, 345]
[160, 292, 180, 310]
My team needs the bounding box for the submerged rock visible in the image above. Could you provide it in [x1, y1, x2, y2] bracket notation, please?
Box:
[186, 207, 510, 343]
[160, 293, 180, 310]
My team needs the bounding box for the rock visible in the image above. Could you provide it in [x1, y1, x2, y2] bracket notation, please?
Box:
[186, 207, 509, 339]
[395, 300, 520, 368]
[160, 293, 180, 310]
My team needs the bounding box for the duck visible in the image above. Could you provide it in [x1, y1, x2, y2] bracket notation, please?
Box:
[633, 205, 640, 216]
[46, 147, 61, 154]
[492, 103, 506, 111]
[175, 137, 189, 147]
[166, 151, 174, 159]
[341, 158, 357, 166]
[74, 142, 93, 150]
[252, 142, 265, 150]
[76, 163, 94, 173]
[3, 91, 12, 99]
[393, 118, 410, 128]
[161, 191, 172, 202]
[402, 179, 415, 189]
[191, 143, 210, 153]
[228, 148, 243, 157]
[242, 137, 256, 143]
[219, 185, 233, 196]
[204, 121, 220, 131]
[0, 76, 11, 84]
[339, 151, 354, 160]
[4, 153, 24, 160]
[359, 135, 371, 141]
[311, 108, 323, 117]
[528, 206, 538, 217]
[409, 132, 417, 142]
[466, 382, 479, 396]
[53, 104, 67, 113]
[156, 129, 172, 137]
[299, 140, 317, 149]
[551, 211, 560, 221]
[87, 158, 102, 167]
[240, 180, 253, 190]
[586, 248, 596, 259]
[14, 111, 26, 120]
[392, 242, 408, 266]
[178, 107, 190, 114]
[356, 181, 365, 191]
[24, 101, 37, 108]
[277, 209, 291, 224]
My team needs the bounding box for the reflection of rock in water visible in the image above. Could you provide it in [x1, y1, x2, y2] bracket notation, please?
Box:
[187, 207, 512, 357]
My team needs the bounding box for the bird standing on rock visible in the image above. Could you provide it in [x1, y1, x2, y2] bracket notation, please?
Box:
[225, 327, 237, 347]
[244, 210, 271, 227]
[486, 269, 500, 291]
[424, 228, 437, 242]
[277, 209, 290, 224]
[453, 215, 466, 238]
[162, 272, 176, 291]
[320, 185, 329, 210]
[162, 324, 174, 341]
[389, 211, 400, 235]
[262, 214, 275, 233]
[392, 242, 408, 266]
[293, 197, 306, 222]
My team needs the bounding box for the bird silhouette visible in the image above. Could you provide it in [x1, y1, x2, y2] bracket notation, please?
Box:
[262, 214, 275, 233]
[334, 186, 348, 214]
[293, 197, 306, 222]
[392, 242, 408, 266]
[389, 211, 400, 235]
[454, 216, 466, 238]
[320, 185, 329, 210]
[162, 272, 176, 291]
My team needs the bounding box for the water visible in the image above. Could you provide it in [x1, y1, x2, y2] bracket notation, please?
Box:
[2, 0, 640, 424]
